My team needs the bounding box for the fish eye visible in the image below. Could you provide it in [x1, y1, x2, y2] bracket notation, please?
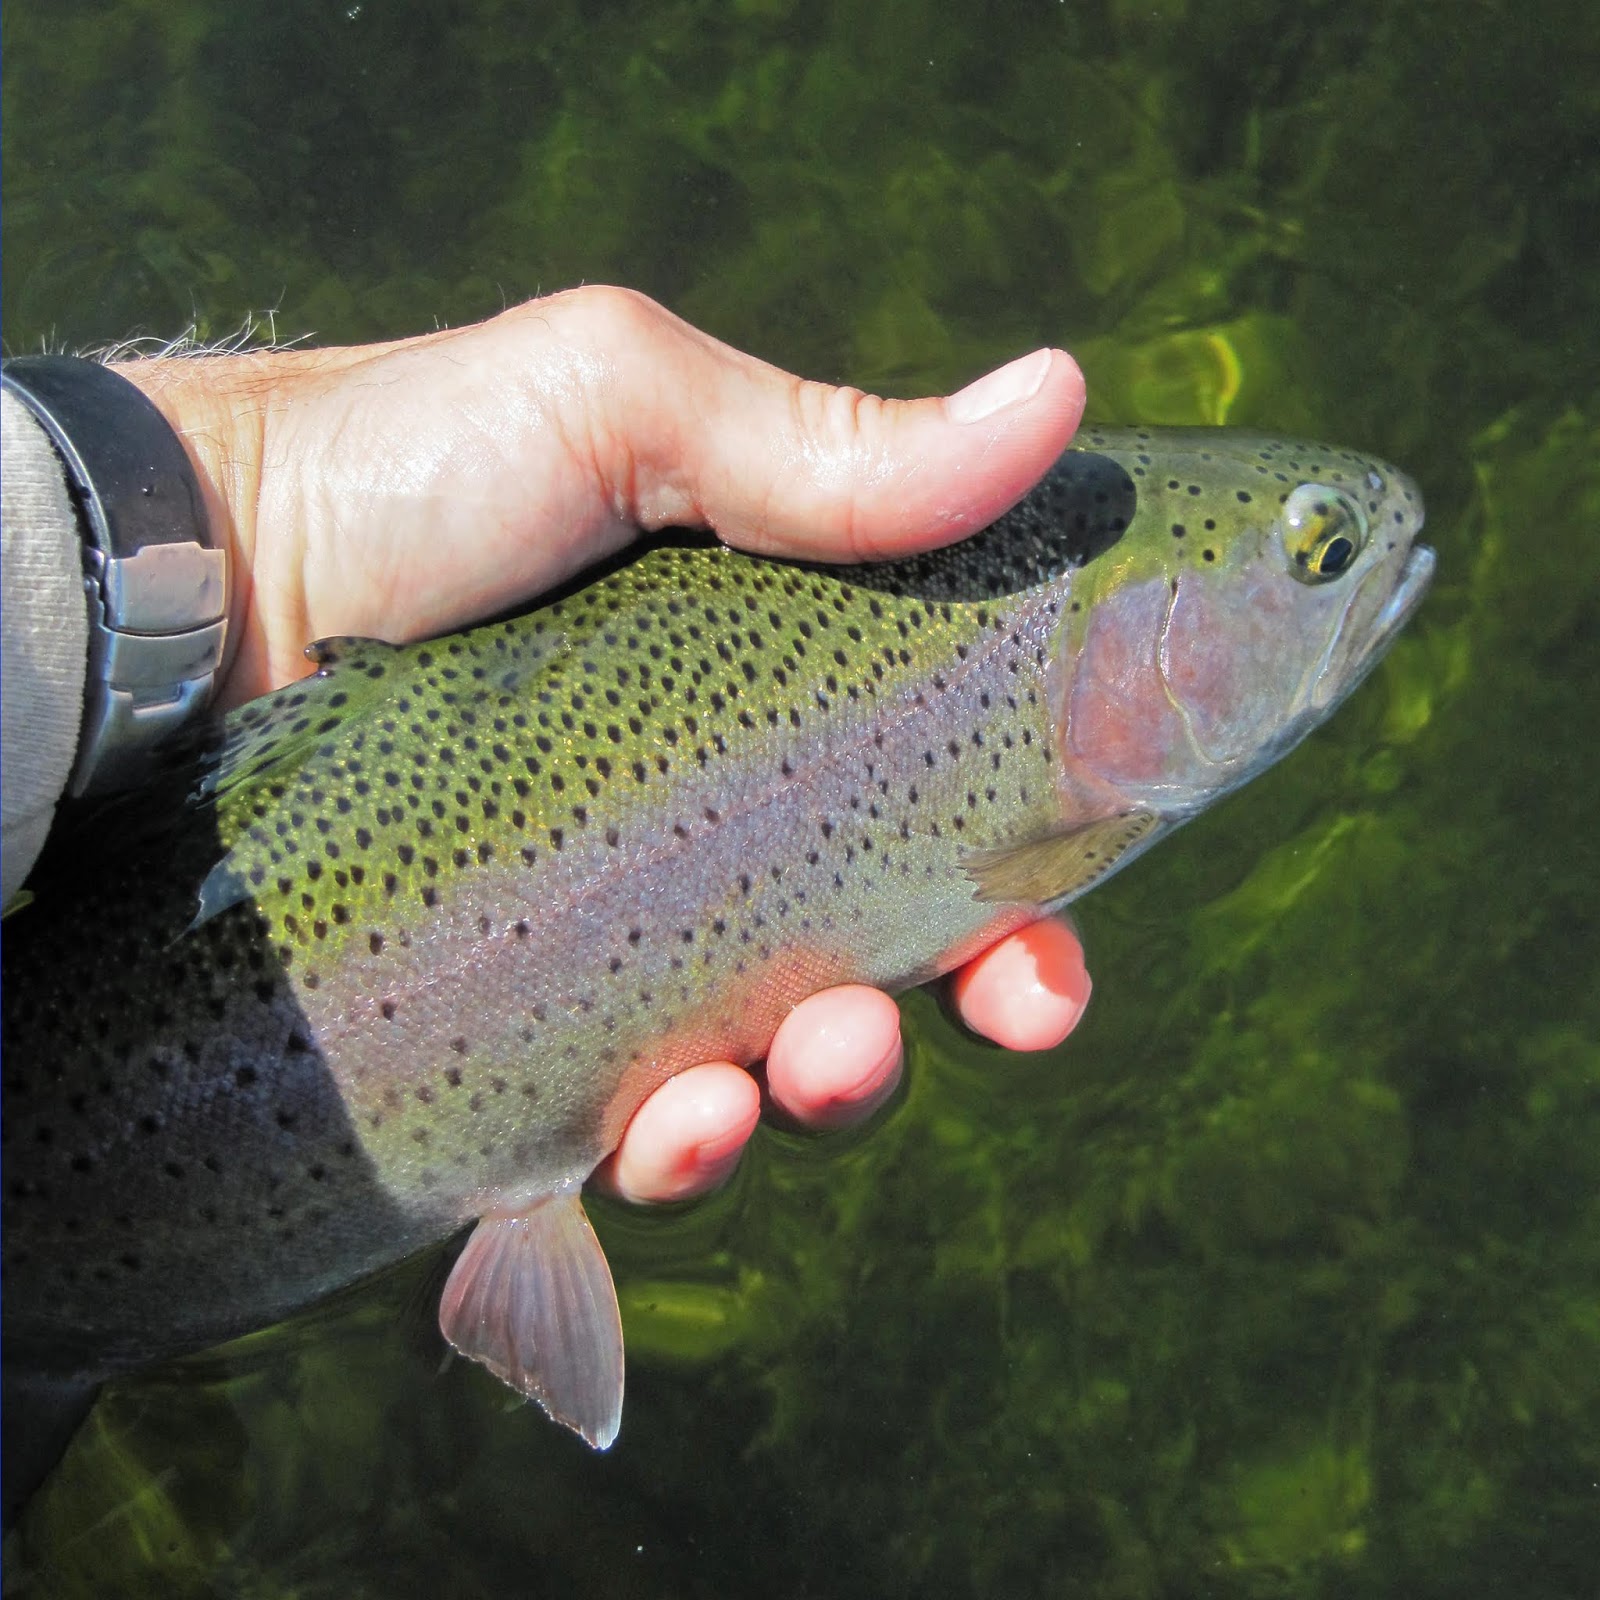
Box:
[1282, 483, 1367, 584]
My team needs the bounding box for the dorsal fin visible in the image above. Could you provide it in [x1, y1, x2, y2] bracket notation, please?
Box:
[201, 636, 403, 804]
[193, 624, 569, 926]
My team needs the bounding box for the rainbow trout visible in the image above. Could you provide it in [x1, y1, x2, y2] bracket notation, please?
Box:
[1, 427, 1432, 1448]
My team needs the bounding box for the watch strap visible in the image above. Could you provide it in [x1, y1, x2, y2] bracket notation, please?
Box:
[1, 355, 228, 797]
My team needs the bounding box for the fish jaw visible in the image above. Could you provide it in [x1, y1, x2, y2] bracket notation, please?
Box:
[1306, 539, 1436, 717]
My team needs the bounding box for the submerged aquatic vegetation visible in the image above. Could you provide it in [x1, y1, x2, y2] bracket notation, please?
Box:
[4, 0, 1598, 1595]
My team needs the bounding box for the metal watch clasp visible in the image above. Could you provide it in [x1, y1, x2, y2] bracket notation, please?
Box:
[71, 542, 229, 798]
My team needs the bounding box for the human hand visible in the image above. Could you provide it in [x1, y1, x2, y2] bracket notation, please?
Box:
[120, 287, 1093, 1204]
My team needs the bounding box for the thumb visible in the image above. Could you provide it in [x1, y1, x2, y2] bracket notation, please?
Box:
[543, 288, 1087, 562]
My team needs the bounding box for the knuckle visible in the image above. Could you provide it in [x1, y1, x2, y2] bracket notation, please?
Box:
[494, 285, 666, 356]
[558, 284, 667, 348]
[788, 381, 899, 559]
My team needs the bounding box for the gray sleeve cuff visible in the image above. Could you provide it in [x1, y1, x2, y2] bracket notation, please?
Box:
[2, 386, 89, 906]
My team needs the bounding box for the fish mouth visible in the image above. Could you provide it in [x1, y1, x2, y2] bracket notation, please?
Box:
[1310, 540, 1436, 714]
[1370, 542, 1436, 655]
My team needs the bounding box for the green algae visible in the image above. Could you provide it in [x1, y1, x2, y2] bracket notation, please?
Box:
[5, 0, 1599, 1595]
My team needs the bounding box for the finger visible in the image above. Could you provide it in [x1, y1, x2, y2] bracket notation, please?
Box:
[595, 1062, 761, 1204]
[550, 287, 1087, 561]
[948, 917, 1091, 1051]
[765, 985, 904, 1131]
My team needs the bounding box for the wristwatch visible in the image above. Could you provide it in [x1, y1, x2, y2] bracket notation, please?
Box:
[2, 355, 228, 797]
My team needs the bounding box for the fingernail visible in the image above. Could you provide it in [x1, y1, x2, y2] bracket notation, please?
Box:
[945, 349, 1053, 425]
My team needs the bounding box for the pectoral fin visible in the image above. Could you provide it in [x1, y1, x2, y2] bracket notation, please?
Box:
[962, 809, 1161, 905]
[438, 1192, 624, 1449]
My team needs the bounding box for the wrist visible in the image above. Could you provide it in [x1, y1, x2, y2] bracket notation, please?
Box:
[117, 343, 389, 707]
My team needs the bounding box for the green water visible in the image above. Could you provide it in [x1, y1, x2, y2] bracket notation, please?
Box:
[3, 0, 1597, 1594]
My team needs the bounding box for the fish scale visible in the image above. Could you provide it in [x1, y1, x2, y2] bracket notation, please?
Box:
[1, 426, 1433, 1448]
[254, 544, 1070, 1204]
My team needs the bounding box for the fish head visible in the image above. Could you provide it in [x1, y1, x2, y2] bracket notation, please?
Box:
[1053, 428, 1433, 818]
